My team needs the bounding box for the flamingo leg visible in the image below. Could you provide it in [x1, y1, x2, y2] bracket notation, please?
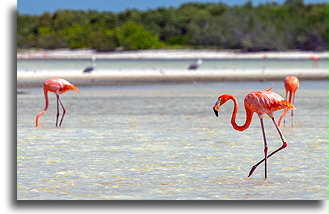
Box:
[58, 96, 66, 127]
[248, 117, 287, 177]
[260, 118, 268, 179]
[56, 94, 60, 127]
[291, 93, 295, 127]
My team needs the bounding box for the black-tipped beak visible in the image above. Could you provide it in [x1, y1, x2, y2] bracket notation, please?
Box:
[213, 100, 219, 117]
[213, 107, 218, 117]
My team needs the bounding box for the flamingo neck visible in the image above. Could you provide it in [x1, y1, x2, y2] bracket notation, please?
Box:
[288, 90, 295, 104]
[228, 95, 253, 131]
[44, 88, 49, 109]
[278, 90, 295, 127]
[36, 88, 49, 127]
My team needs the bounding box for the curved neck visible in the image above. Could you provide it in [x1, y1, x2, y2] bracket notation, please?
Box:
[228, 95, 254, 131]
[43, 88, 49, 110]
[36, 88, 49, 127]
[277, 90, 295, 127]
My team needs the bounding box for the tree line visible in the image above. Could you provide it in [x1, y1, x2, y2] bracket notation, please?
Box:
[17, 0, 328, 52]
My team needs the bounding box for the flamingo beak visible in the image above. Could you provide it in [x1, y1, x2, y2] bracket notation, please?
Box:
[213, 100, 219, 117]
[213, 107, 218, 117]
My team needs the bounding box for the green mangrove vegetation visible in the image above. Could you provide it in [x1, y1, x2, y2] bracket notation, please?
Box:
[17, 0, 327, 51]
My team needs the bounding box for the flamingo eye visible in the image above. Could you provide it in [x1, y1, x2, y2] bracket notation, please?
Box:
[219, 97, 226, 105]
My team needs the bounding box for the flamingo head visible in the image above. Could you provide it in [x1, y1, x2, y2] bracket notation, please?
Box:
[213, 94, 230, 117]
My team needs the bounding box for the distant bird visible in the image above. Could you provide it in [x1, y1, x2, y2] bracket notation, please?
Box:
[83, 55, 96, 73]
[188, 59, 203, 70]
[278, 76, 299, 127]
[213, 88, 295, 179]
[309, 55, 319, 68]
[36, 78, 80, 128]
[309, 55, 319, 61]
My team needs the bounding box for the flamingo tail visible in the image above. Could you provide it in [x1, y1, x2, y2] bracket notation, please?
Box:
[70, 85, 80, 93]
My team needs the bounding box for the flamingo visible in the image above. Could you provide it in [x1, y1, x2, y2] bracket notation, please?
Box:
[278, 76, 299, 127]
[309, 55, 319, 68]
[309, 55, 319, 61]
[212, 88, 295, 178]
[36, 78, 80, 128]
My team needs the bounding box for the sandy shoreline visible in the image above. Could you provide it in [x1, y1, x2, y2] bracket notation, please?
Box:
[17, 71, 327, 88]
[17, 49, 328, 60]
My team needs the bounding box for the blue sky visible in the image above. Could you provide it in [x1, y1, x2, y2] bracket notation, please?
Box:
[18, 0, 327, 15]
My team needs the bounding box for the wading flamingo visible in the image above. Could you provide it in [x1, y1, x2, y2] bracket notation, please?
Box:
[309, 55, 319, 68]
[36, 78, 80, 128]
[213, 88, 295, 179]
[278, 76, 299, 127]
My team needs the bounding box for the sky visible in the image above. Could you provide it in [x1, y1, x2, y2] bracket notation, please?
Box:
[18, 0, 327, 15]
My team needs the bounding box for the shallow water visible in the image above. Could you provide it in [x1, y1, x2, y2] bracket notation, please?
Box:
[17, 58, 327, 75]
[17, 81, 327, 200]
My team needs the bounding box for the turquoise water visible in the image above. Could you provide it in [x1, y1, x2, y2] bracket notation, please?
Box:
[17, 81, 327, 200]
[17, 58, 327, 74]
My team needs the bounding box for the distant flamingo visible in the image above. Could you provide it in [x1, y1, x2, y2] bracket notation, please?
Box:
[278, 76, 299, 127]
[309, 55, 319, 68]
[309, 55, 319, 61]
[36, 78, 80, 128]
[213, 88, 295, 178]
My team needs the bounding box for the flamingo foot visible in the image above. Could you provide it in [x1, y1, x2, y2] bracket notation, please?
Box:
[248, 165, 257, 177]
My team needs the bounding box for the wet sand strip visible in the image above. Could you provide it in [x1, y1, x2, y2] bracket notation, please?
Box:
[17, 72, 327, 88]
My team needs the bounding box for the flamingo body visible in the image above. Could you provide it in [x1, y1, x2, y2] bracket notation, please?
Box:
[44, 78, 79, 94]
[309, 55, 319, 61]
[284, 76, 299, 93]
[36, 78, 80, 128]
[245, 90, 289, 115]
[213, 88, 295, 178]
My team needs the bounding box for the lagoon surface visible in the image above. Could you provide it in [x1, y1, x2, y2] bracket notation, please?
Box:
[17, 58, 327, 76]
[17, 81, 327, 200]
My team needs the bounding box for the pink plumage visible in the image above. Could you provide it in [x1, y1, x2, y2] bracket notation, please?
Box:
[213, 88, 295, 178]
[36, 78, 80, 128]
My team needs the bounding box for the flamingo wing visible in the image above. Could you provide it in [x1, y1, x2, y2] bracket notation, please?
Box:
[245, 90, 288, 115]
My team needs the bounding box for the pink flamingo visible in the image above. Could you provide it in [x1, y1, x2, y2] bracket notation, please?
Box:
[213, 88, 295, 178]
[309, 55, 319, 61]
[36, 78, 80, 128]
[309, 55, 319, 68]
[278, 76, 299, 127]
